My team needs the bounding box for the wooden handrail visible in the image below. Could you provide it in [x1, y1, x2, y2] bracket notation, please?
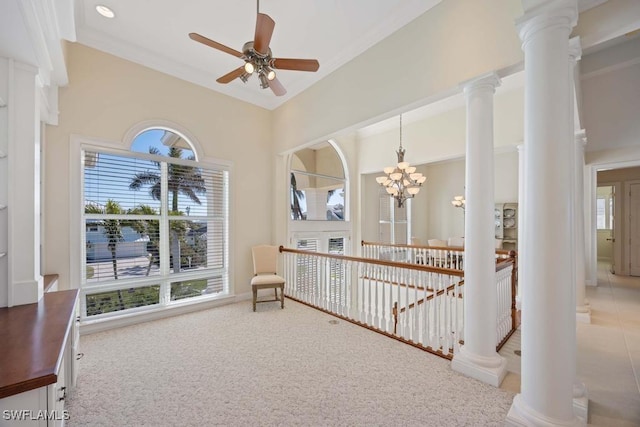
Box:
[280, 246, 465, 277]
[361, 240, 516, 257]
[398, 280, 465, 315]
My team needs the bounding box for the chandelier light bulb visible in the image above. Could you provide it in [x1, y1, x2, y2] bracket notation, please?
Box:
[244, 62, 255, 74]
[376, 113, 425, 208]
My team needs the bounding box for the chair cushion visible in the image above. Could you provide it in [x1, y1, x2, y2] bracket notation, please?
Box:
[251, 274, 285, 286]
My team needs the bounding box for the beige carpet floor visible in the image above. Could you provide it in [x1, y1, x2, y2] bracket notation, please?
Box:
[67, 299, 514, 426]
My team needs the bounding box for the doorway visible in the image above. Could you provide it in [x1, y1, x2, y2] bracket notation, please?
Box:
[629, 181, 640, 276]
[596, 185, 616, 273]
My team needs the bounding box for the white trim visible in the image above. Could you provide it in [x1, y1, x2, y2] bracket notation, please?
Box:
[70, 133, 233, 317]
[581, 56, 640, 81]
[586, 151, 640, 280]
[80, 293, 241, 335]
[74, 1, 441, 111]
[596, 181, 623, 274]
[122, 120, 205, 162]
[625, 180, 640, 276]
[10, 278, 43, 307]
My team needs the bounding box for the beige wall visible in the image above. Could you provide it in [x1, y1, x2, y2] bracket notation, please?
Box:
[44, 43, 272, 294]
[272, 0, 524, 154]
[361, 150, 519, 246]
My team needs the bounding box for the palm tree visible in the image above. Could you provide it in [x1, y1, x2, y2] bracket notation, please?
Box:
[291, 173, 305, 220]
[129, 146, 205, 272]
[85, 199, 126, 310]
[127, 205, 159, 276]
[86, 199, 125, 279]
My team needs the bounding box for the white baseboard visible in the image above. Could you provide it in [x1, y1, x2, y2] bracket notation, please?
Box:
[80, 294, 242, 335]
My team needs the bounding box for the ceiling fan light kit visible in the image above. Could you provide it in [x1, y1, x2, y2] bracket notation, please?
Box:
[189, 1, 319, 96]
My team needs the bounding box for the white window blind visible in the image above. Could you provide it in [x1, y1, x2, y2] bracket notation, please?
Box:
[378, 188, 409, 244]
[81, 148, 229, 317]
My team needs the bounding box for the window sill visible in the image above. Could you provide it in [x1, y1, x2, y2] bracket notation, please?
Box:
[79, 293, 238, 335]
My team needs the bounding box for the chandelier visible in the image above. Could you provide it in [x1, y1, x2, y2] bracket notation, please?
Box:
[376, 114, 426, 208]
[451, 195, 465, 209]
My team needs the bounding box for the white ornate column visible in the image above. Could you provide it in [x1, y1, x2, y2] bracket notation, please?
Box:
[516, 144, 525, 310]
[451, 72, 507, 387]
[507, 1, 582, 426]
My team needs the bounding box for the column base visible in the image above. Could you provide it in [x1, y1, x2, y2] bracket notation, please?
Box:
[506, 394, 584, 427]
[573, 381, 589, 423]
[451, 345, 507, 387]
[576, 307, 591, 324]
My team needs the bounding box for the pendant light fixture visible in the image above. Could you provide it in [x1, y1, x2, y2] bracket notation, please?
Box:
[376, 114, 426, 208]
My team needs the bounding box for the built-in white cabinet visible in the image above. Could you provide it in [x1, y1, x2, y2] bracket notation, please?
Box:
[0, 289, 78, 426]
[0, 339, 70, 426]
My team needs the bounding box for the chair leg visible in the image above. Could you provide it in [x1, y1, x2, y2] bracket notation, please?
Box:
[280, 284, 284, 309]
[274, 287, 278, 299]
[252, 287, 257, 312]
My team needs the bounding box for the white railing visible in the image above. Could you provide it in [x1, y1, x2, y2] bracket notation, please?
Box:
[495, 260, 515, 346]
[280, 247, 465, 358]
[361, 240, 514, 270]
[362, 240, 518, 349]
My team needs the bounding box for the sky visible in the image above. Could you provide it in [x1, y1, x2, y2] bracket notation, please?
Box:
[84, 130, 207, 215]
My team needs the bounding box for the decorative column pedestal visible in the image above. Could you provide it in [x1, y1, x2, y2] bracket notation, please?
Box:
[451, 72, 507, 387]
[507, 0, 583, 425]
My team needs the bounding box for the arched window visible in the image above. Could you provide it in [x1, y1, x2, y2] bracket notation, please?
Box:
[290, 141, 346, 221]
[288, 140, 350, 257]
[130, 128, 197, 160]
[79, 125, 229, 319]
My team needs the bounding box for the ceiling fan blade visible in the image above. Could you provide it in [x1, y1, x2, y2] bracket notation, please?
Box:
[189, 32, 243, 58]
[268, 77, 287, 96]
[216, 67, 245, 84]
[254, 13, 275, 55]
[272, 58, 320, 72]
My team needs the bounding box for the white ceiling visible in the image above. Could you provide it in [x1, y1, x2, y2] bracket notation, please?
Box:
[74, 0, 441, 110]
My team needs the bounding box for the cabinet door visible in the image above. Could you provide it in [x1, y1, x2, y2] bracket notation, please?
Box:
[0, 388, 48, 427]
[45, 359, 66, 427]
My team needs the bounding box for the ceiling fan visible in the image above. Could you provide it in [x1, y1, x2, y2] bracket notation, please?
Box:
[188, 0, 320, 96]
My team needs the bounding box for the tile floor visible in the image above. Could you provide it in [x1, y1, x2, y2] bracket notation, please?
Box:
[499, 262, 640, 426]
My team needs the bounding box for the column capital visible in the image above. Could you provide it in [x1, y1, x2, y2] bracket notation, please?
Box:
[569, 36, 582, 62]
[460, 72, 501, 96]
[516, 0, 578, 47]
[574, 129, 587, 147]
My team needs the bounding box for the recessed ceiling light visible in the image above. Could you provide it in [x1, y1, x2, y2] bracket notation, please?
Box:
[96, 5, 115, 19]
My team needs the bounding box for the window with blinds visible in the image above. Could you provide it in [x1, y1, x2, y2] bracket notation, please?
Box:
[378, 188, 409, 244]
[81, 147, 229, 318]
